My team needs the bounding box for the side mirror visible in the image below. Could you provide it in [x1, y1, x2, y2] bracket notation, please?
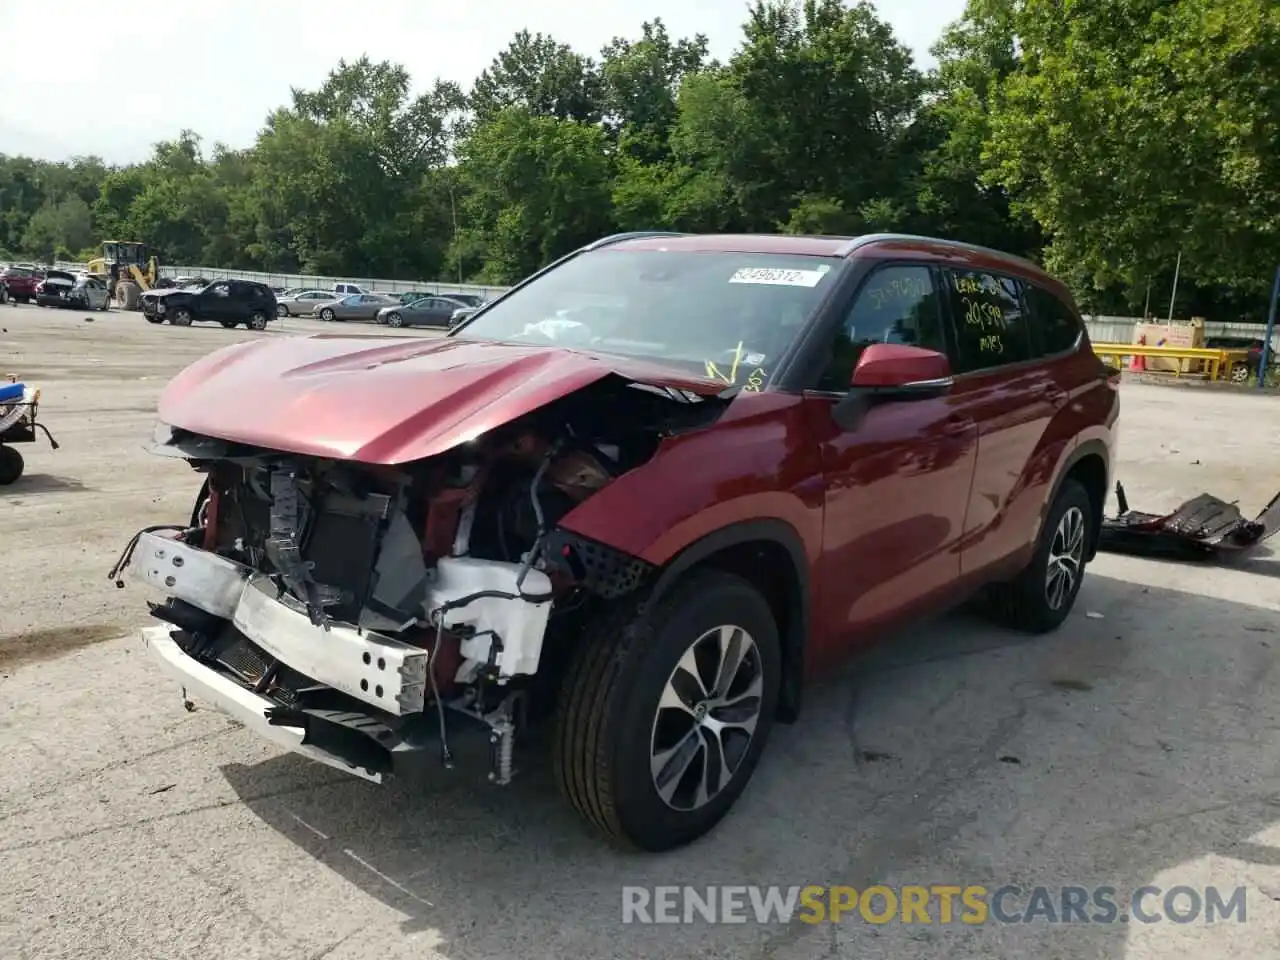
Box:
[833, 343, 953, 431]
[850, 343, 952, 395]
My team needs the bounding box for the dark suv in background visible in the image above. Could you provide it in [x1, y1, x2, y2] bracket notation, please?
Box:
[140, 279, 277, 330]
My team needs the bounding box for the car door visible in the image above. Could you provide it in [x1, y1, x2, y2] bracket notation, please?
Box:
[939, 268, 1065, 577]
[419, 298, 452, 326]
[199, 281, 233, 322]
[806, 262, 979, 655]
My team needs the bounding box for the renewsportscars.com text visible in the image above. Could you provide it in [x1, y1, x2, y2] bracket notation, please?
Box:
[621, 884, 1248, 925]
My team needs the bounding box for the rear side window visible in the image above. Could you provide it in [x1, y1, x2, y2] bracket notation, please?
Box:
[1026, 284, 1082, 355]
[944, 270, 1033, 372]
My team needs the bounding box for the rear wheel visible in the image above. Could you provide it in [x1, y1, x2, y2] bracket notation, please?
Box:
[985, 478, 1093, 633]
[553, 569, 781, 851]
[0, 445, 24, 485]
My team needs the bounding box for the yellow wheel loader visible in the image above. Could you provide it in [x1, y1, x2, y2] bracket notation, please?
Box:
[86, 241, 160, 310]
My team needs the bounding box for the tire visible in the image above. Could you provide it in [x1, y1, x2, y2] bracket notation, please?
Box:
[116, 281, 140, 310]
[386, 312, 403, 328]
[553, 569, 781, 851]
[320, 308, 335, 322]
[985, 478, 1093, 634]
[275, 303, 288, 318]
[170, 308, 193, 326]
[219, 321, 239, 329]
[0, 445, 24, 485]
[247, 311, 268, 331]
[1231, 363, 1250, 384]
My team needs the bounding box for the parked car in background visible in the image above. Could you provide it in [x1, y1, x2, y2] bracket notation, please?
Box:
[442, 293, 487, 308]
[1, 266, 40, 303]
[392, 290, 433, 305]
[140, 279, 277, 329]
[312, 292, 399, 322]
[375, 295, 473, 328]
[1204, 335, 1276, 383]
[275, 289, 338, 317]
[448, 305, 481, 328]
[35, 271, 110, 310]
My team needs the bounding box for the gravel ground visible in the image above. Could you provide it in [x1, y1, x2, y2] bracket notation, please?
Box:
[3, 302, 1280, 960]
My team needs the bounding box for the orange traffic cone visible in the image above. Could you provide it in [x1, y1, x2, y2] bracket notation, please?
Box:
[1131, 334, 1147, 371]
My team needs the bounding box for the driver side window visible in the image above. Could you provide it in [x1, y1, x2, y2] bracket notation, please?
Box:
[816, 265, 945, 392]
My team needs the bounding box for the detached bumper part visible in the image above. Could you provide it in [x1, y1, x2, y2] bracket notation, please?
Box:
[130, 530, 428, 715]
[1098, 482, 1280, 560]
[141, 625, 385, 783]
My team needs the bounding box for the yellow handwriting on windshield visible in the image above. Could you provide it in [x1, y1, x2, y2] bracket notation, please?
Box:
[706, 340, 745, 385]
[705, 341, 766, 391]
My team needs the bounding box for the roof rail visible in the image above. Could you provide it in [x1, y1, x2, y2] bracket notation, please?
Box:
[834, 232, 1043, 270]
[583, 231, 692, 251]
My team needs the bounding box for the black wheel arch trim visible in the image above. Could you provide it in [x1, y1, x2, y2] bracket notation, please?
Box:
[1048, 439, 1110, 560]
[648, 518, 810, 723]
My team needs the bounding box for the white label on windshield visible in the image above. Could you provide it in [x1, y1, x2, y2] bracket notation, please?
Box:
[729, 266, 829, 287]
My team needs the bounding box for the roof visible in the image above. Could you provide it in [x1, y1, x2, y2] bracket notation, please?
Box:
[606, 231, 1059, 290]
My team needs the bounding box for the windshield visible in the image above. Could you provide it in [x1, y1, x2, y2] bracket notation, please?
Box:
[454, 250, 840, 388]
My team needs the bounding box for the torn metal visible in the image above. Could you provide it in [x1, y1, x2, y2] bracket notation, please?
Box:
[1098, 482, 1280, 560]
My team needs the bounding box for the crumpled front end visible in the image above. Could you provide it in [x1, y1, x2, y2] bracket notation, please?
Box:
[117, 373, 725, 783]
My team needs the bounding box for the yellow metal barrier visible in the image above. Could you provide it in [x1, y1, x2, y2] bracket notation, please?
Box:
[1090, 342, 1241, 381]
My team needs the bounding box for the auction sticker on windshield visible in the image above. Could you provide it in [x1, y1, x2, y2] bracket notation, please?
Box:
[729, 266, 830, 287]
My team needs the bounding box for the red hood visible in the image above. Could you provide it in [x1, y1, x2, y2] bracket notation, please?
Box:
[157, 335, 722, 464]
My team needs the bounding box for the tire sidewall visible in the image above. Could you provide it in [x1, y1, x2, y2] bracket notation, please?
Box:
[609, 575, 781, 850]
[1028, 479, 1093, 629]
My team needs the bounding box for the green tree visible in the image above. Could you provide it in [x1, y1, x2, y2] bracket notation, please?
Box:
[984, 0, 1280, 302]
[471, 31, 605, 124]
[454, 108, 614, 281]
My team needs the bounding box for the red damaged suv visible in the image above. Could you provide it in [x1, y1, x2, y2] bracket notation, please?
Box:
[117, 232, 1117, 851]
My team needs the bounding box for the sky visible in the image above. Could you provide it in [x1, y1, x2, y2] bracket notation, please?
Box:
[0, 0, 966, 165]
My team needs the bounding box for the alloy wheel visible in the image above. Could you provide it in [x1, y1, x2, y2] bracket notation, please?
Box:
[650, 624, 765, 812]
[1046, 505, 1086, 610]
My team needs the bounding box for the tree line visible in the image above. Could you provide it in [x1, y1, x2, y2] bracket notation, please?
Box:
[1, 0, 1276, 319]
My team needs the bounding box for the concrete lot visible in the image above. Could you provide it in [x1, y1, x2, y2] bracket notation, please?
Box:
[3, 302, 1280, 960]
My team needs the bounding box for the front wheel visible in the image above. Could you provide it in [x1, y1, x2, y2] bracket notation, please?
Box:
[247, 311, 268, 331]
[320, 308, 335, 322]
[985, 478, 1094, 633]
[553, 569, 780, 851]
[275, 303, 288, 318]
[0, 445, 24, 484]
[386, 311, 403, 328]
[170, 308, 193, 326]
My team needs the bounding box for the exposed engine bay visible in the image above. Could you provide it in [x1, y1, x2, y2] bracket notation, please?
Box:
[113, 375, 726, 783]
